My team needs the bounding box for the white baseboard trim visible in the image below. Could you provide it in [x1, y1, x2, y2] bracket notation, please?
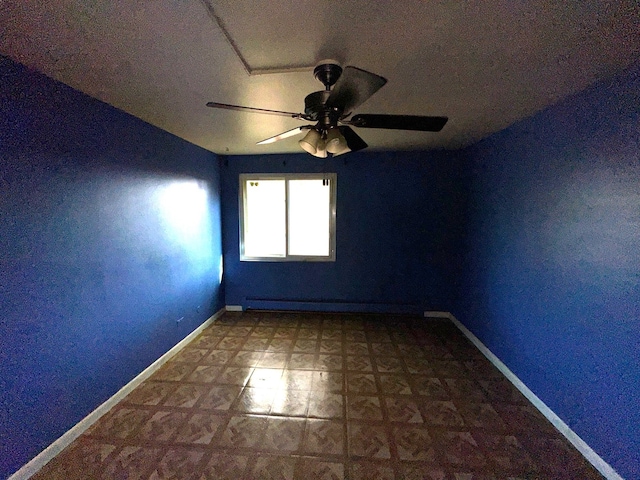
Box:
[424, 311, 623, 480]
[9, 308, 226, 480]
[225, 305, 243, 312]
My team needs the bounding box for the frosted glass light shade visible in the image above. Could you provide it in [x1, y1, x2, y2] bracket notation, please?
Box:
[325, 128, 347, 153]
[299, 129, 322, 154]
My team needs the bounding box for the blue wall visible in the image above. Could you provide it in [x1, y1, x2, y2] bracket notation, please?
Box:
[0, 56, 224, 478]
[456, 62, 640, 478]
[221, 151, 467, 314]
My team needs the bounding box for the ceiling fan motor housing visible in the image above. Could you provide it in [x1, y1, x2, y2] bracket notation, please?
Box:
[313, 62, 342, 89]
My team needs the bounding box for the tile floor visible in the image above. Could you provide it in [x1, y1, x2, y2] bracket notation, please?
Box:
[32, 311, 603, 479]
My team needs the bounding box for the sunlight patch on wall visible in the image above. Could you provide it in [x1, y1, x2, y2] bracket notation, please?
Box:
[156, 179, 213, 266]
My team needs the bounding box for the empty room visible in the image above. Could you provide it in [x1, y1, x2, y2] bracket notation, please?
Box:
[1, 1, 639, 479]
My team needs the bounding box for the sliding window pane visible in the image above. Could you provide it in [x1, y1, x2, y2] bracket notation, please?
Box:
[288, 179, 330, 256]
[243, 179, 286, 257]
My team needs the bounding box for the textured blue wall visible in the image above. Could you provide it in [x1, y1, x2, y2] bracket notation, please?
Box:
[221, 150, 467, 314]
[456, 62, 640, 478]
[0, 57, 224, 478]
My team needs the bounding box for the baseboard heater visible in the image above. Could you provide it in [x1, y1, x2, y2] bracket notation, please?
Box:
[243, 297, 422, 314]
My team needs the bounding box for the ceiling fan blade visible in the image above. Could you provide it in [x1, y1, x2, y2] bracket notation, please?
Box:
[206, 102, 308, 120]
[349, 114, 448, 132]
[325, 66, 387, 115]
[331, 126, 368, 156]
[256, 126, 313, 145]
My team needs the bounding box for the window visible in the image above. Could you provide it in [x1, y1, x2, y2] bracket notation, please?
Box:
[240, 173, 336, 261]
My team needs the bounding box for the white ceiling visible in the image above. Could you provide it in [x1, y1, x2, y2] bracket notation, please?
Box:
[2, 0, 639, 155]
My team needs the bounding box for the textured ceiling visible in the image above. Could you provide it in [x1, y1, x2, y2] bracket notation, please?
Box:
[1, 0, 639, 154]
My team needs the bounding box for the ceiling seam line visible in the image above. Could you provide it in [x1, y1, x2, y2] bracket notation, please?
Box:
[199, 0, 253, 76]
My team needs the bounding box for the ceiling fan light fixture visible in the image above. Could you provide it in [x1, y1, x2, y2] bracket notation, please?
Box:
[325, 128, 347, 154]
[299, 128, 322, 154]
[312, 137, 328, 158]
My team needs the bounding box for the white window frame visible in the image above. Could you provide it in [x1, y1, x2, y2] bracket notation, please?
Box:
[239, 173, 337, 262]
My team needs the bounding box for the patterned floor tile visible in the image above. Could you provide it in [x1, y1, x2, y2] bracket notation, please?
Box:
[384, 397, 424, 423]
[242, 337, 271, 351]
[293, 339, 318, 352]
[31, 438, 117, 480]
[289, 353, 317, 369]
[347, 395, 383, 421]
[187, 365, 222, 383]
[250, 326, 276, 338]
[348, 423, 391, 459]
[252, 455, 297, 480]
[234, 387, 277, 413]
[472, 433, 538, 474]
[295, 458, 344, 480]
[404, 356, 436, 375]
[397, 344, 428, 357]
[268, 338, 295, 352]
[321, 329, 343, 340]
[444, 378, 487, 402]
[200, 453, 249, 480]
[124, 381, 176, 406]
[304, 419, 345, 455]
[399, 462, 450, 479]
[216, 336, 246, 350]
[217, 414, 268, 448]
[457, 403, 505, 429]
[271, 389, 310, 416]
[316, 354, 344, 371]
[262, 417, 305, 451]
[411, 376, 451, 398]
[198, 385, 242, 410]
[152, 362, 194, 381]
[432, 360, 469, 378]
[374, 356, 405, 373]
[478, 378, 529, 404]
[320, 339, 343, 354]
[173, 412, 226, 444]
[371, 342, 398, 356]
[346, 355, 374, 372]
[224, 326, 252, 336]
[344, 342, 370, 355]
[349, 460, 395, 480]
[136, 410, 188, 442]
[162, 384, 208, 408]
[148, 448, 204, 479]
[190, 334, 221, 349]
[282, 369, 314, 390]
[258, 352, 289, 368]
[87, 407, 150, 439]
[217, 367, 253, 386]
[436, 431, 487, 468]
[421, 400, 465, 427]
[34, 311, 603, 480]
[297, 328, 320, 340]
[346, 373, 378, 394]
[344, 331, 367, 342]
[173, 347, 209, 364]
[274, 326, 297, 339]
[101, 445, 162, 480]
[247, 367, 284, 388]
[229, 350, 263, 367]
[308, 392, 344, 419]
[378, 374, 413, 394]
[392, 424, 437, 461]
[202, 349, 235, 365]
[312, 371, 344, 392]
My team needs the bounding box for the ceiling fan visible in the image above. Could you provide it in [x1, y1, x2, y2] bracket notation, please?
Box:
[206, 61, 448, 157]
